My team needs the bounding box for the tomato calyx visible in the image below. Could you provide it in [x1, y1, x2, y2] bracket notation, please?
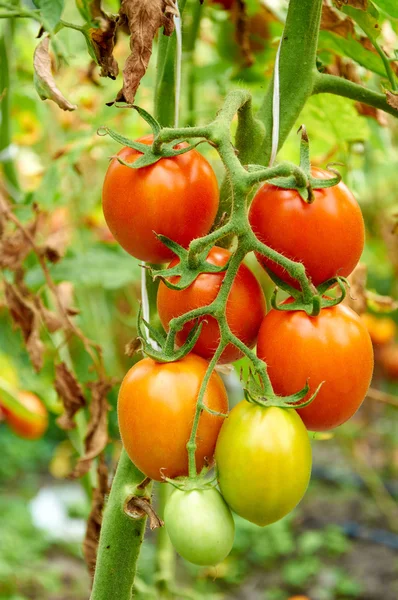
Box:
[270, 274, 349, 317]
[161, 466, 219, 493]
[268, 126, 342, 203]
[244, 368, 324, 410]
[98, 105, 207, 169]
[151, 235, 229, 291]
[136, 305, 204, 362]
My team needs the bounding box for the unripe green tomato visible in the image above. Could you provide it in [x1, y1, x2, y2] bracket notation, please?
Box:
[216, 402, 312, 526]
[164, 487, 235, 566]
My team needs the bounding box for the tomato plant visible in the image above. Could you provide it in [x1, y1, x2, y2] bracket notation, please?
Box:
[1, 391, 48, 440]
[164, 487, 235, 565]
[157, 246, 266, 363]
[117, 354, 228, 481]
[257, 303, 374, 431]
[249, 168, 365, 288]
[102, 136, 219, 263]
[216, 401, 312, 526]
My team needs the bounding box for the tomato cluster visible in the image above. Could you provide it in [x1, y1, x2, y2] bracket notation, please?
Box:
[103, 141, 373, 567]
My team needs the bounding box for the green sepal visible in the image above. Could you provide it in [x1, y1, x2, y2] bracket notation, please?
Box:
[244, 368, 324, 409]
[137, 305, 203, 363]
[151, 235, 228, 291]
[97, 126, 149, 152]
[132, 105, 161, 136]
[271, 288, 322, 317]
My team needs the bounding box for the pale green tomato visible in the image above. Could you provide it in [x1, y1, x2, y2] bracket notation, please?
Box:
[215, 401, 312, 526]
[164, 487, 235, 566]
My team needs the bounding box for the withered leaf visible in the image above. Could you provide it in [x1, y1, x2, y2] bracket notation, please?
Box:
[55, 362, 86, 430]
[33, 37, 77, 112]
[321, 2, 355, 37]
[386, 90, 398, 111]
[355, 102, 388, 125]
[41, 229, 68, 263]
[366, 290, 398, 313]
[116, 0, 177, 104]
[88, 1, 119, 79]
[343, 263, 367, 314]
[33, 298, 63, 333]
[4, 281, 44, 371]
[125, 337, 141, 357]
[70, 378, 111, 478]
[334, 0, 368, 9]
[231, 0, 254, 68]
[83, 454, 109, 576]
[0, 218, 39, 271]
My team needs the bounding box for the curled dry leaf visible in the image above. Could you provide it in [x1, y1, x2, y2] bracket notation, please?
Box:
[125, 337, 141, 357]
[344, 262, 368, 314]
[116, 0, 177, 104]
[83, 454, 109, 576]
[321, 2, 355, 37]
[366, 291, 398, 313]
[70, 378, 111, 479]
[334, 0, 368, 9]
[88, 1, 119, 79]
[386, 90, 398, 111]
[41, 228, 69, 263]
[125, 496, 163, 530]
[33, 37, 77, 111]
[0, 219, 40, 271]
[232, 0, 255, 68]
[55, 362, 86, 430]
[4, 281, 45, 372]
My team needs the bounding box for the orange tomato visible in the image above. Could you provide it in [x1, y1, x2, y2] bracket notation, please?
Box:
[3, 391, 48, 440]
[157, 247, 266, 364]
[102, 136, 219, 263]
[257, 303, 374, 431]
[360, 313, 396, 346]
[118, 354, 228, 481]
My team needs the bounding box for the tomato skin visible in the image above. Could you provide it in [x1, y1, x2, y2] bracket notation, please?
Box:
[102, 136, 219, 263]
[2, 391, 48, 440]
[249, 168, 365, 288]
[164, 488, 235, 565]
[216, 402, 312, 526]
[157, 247, 266, 364]
[360, 313, 396, 347]
[257, 303, 374, 431]
[117, 354, 228, 481]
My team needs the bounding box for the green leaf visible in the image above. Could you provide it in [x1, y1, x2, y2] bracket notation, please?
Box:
[318, 31, 385, 76]
[342, 3, 380, 44]
[372, 0, 398, 18]
[35, 0, 65, 31]
[26, 246, 141, 290]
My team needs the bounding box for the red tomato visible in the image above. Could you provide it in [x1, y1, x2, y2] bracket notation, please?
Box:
[3, 391, 48, 440]
[257, 303, 374, 431]
[249, 168, 365, 288]
[117, 354, 228, 481]
[157, 247, 266, 364]
[102, 136, 219, 263]
[211, 0, 235, 8]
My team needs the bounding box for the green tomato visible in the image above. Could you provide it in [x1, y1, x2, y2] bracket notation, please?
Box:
[215, 401, 312, 526]
[164, 487, 235, 566]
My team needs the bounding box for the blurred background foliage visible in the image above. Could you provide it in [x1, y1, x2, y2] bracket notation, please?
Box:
[0, 0, 398, 599]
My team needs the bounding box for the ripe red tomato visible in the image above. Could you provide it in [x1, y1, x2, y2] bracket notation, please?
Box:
[117, 354, 228, 481]
[102, 136, 219, 263]
[257, 303, 374, 431]
[157, 247, 266, 364]
[2, 391, 48, 440]
[249, 168, 365, 288]
[216, 401, 312, 526]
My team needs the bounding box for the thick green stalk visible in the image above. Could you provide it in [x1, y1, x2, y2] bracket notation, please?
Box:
[185, 0, 202, 126]
[155, 483, 176, 598]
[255, 0, 323, 165]
[312, 72, 398, 118]
[90, 451, 151, 600]
[0, 18, 21, 201]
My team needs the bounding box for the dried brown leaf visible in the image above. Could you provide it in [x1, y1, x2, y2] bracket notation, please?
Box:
[83, 454, 109, 576]
[70, 378, 111, 478]
[0, 219, 39, 270]
[55, 362, 86, 430]
[41, 229, 68, 263]
[366, 291, 398, 313]
[116, 0, 177, 104]
[33, 37, 77, 111]
[89, 3, 119, 80]
[231, 0, 255, 68]
[321, 2, 355, 37]
[344, 263, 368, 314]
[125, 337, 141, 357]
[386, 90, 398, 111]
[4, 281, 44, 371]
[355, 102, 388, 125]
[334, 0, 368, 9]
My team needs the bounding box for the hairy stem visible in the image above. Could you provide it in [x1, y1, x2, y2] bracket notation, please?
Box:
[312, 72, 398, 117]
[90, 451, 151, 600]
